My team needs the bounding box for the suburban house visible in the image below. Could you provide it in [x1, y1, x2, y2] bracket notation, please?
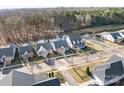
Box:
[99, 32, 123, 43]
[92, 55, 124, 86]
[18, 44, 34, 60]
[63, 33, 85, 49]
[0, 46, 16, 65]
[0, 67, 60, 86]
[52, 40, 69, 53]
[36, 42, 53, 57]
[119, 32, 124, 38]
[110, 32, 123, 43]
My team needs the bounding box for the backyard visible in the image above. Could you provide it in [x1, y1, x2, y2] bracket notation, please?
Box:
[68, 57, 108, 84]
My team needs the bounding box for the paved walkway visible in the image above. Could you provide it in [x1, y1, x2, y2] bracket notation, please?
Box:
[61, 70, 78, 86]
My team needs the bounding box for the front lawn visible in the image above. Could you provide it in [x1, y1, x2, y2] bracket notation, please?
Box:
[85, 41, 103, 51]
[79, 46, 98, 55]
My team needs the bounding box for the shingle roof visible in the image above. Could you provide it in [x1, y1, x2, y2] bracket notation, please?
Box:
[32, 77, 60, 86]
[110, 32, 122, 40]
[68, 33, 84, 47]
[36, 43, 42, 51]
[36, 42, 52, 51]
[92, 69, 105, 82]
[105, 61, 124, 81]
[0, 69, 49, 86]
[92, 55, 124, 83]
[54, 40, 68, 49]
[106, 55, 124, 63]
[0, 70, 34, 86]
[68, 33, 82, 43]
[0, 47, 15, 58]
[95, 64, 110, 70]
[19, 45, 33, 56]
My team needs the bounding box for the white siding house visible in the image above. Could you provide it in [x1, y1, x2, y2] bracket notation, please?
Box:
[100, 32, 114, 42]
[99, 32, 123, 43]
[63, 33, 85, 49]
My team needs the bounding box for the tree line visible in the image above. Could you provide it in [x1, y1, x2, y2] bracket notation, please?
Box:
[0, 8, 124, 46]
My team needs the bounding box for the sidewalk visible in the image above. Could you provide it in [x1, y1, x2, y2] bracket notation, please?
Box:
[61, 70, 78, 86]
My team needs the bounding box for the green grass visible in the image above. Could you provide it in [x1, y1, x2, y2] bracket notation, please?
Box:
[80, 46, 98, 55]
[29, 56, 43, 62]
[65, 48, 76, 55]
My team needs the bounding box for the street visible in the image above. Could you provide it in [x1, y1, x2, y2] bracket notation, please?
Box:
[1, 38, 124, 85]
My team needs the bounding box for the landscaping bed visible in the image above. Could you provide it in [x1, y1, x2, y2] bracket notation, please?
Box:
[47, 70, 66, 84]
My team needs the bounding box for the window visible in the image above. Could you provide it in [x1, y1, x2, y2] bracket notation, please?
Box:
[73, 41, 76, 44]
[77, 40, 80, 44]
[81, 40, 84, 43]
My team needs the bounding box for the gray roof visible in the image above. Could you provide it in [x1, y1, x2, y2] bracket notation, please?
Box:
[36, 43, 42, 50]
[92, 55, 124, 83]
[36, 42, 52, 51]
[95, 55, 124, 70]
[32, 77, 60, 86]
[106, 55, 124, 63]
[110, 32, 122, 40]
[54, 40, 68, 49]
[68, 33, 84, 47]
[0, 70, 34, 86]
[105, 61, 124, 81]
[68, 33, 82, 42]
[19, 45, 33, 56]
[0, 47, 15, 58]
[95, 64, 110, 70]
[0, 70, 49, 86]
[121, 32, 124, 35]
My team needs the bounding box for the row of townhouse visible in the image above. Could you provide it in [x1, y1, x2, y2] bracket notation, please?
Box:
[0, 33, 85, 65]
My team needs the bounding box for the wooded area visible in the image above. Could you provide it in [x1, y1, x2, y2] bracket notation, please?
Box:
[0, 7, 124, 46]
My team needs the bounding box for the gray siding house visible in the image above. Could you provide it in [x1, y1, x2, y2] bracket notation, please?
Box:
[52, 40, 69, 53]
[92, 55, 124, 86]
[0, 46, 16, 64]
[18, 44, 34, 59]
